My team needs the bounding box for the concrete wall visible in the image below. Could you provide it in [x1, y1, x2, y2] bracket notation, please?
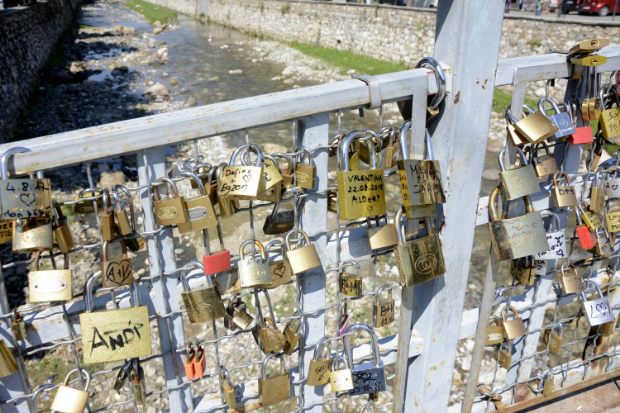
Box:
[0, 0, 79, 142]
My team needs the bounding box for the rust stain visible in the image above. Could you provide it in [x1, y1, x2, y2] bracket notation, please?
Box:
[454, 91, 461, 104]
[476, 79, 480, 84]
[482, 85, 486, 90]
[484, 79, 489, 84]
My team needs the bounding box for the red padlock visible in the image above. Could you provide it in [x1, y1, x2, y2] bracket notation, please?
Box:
[569, 127, 594, 145]
[184, 342, 195, 380]
[193, 343, 206, 379]
[576, 205, 597, 250]
[203, 225, 231, 275]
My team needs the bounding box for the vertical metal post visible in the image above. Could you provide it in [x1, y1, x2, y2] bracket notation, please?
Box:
[398, 1, 506, 411]
[614, 0, 619, 20]
[137, 148, 193, 413]
[298, 114, 329, 413]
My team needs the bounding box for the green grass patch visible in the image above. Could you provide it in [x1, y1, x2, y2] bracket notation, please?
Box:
[492, 88, 539, 115]
[288, 41, 407, 76]
[125, 0, 177, 25]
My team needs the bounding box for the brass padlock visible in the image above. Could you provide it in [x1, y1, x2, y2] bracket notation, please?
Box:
[29, 251, 73, 302]
[384, 126, 399, 168]
[569, 38, 609, 57]
[218, 145, 264, 200]
[542, 323, 564, 354]
[295, 147, 316, 191]
[511, 256, 536, 286]
[282, 312, 303, 356]
[12, 310, 26, 341]
[12, 217, 53, 253]
[485, 316, 504, 346]
[50, 369, 90, 413]
[253, 288, 286, 354]
[0, 219, 12, 244]
[505, 105, 527, 147]
[553, 171, 577, 208]
[512, 105, 559, 145]
[498, 147, 541, 200]
[598, 85, 620, 141]
[74, 188, 103, 214]
[579, 202, 602, 231]
[177, 172, 218, 234]
[214, 164, 239, 219]
[355, 127, 387, 164]
[593, 227, 614, 257]
[560, 263, 584, 295]
[487, 185, 549, 261]
[113, 185, 144, 253]
[366, 215, 398, 250]
[224, 292, 254, 331]
[592, 317, 617, 336]
[190, 161, 211, 190]
[131, 358, 146, 406]
[221, 366, 238, 409]
[393, 207, 446, 287]
[101, 240, 133, 288]
[495, 341, 512, 370]
[339, 260, 362, 298]
[0, 148, 52, 219]
[285, 230, 322, 275]
[272, 153, 295, 190]
[605, 193, 620, 232]
[330, 355, 354, 392]
[590, 171, 606, 212]
[542, 374, 554, 396]
[258, 353, 290, 407]
[265, 240, 293, 289]
[153, 177, 189, 226]
[405, 203, 437, 219]
[527, 141, 559, 177]
[100, 189, 116, 242]
[337, 131, 386, 219]
[327, 188, 338, 214]
[238, 240, 271, 288]
[180, 261, 226, 323]
[204, 166, 219, 207]
[0, 340, 17, 378]
[307, 336, 331, 386]
[110, 188, 132, 236]
[256, 153, 284, 202]
[52, 202, 73, 254]
[501, 306, 527, 341]
[397, 125, 446, 206]
[373, 285, 395, 328]
[79, 276, 152, 364]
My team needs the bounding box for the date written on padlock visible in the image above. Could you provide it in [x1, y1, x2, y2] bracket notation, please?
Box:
[0, 179, 52, 219]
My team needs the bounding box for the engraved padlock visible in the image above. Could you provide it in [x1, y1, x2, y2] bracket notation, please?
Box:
[214, 163, 239, 218]
[535, 211, 567, 260]
[343, 324, 386, 398]
[218, 145, 264, 200]
[50, 369, 90, 413]
[606, 166, 620, 198]
[12, 216, 53, 253]
[180, 261, 226, 323]
[366, 215, 398, 250]
[265, 240, 293, 289]
[373, 284, 395, 328]
[177, 172, 218, 234]
[560, 263, 584, 295]
[527, 141, 559, 177]
[498, 147, 541, 200]
[598, 84, 620, 141]
[153, 177, 189, 226]
[241, 147, 282, 202]
[581, 280, 615, 326]
[101, 240, 133, 288]
[501, 305, 527, 341]
[285, 230, 322, 275]
[295, 146, 316, 191]
[339, 260, 362, 298]
[258, 353, 290, 407]
[307, 336, 332, 386]
[29, 251, 73, 302]
[238, 240, 271, 288]
[606, 190, 620, 233]
[538, 97, 577, 140]
[553, 171, 577, 208]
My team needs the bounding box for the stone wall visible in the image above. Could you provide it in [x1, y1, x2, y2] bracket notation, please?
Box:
[0, 0, 79, 142]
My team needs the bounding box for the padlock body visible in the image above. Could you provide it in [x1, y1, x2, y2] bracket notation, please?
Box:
[561, 274, 584, 294]
[349, 366, 386, 397]
[394, 234, 446, 287]
[366, 224, 398, 250]
[268, 259, 292, 288]
[258, 326, 286, 354]
[330, 368, 354, 392]
[232, 309, 254, 330]
[532, 154, 559, 177]
[193, 350, 206, 378]
[513, 111, 559, 144]
[337, 169, 386, 220]
[259, 372, 290, 407]
[50, 385, 89, 413]
[263, 211, 295, 235]
[596, 234, 614, 257]
[569, 126, 593, 145]
[485, 325, 504, 346]
[100, 211, 116, 241]
[0, 178, 52, 219]
[184, 353, 195, 380]
[590, 187, 605, 211]
[405, 204, 437, 219]
[114, 210, 132, 236]
[307, 358, 331, 386]
[79, 306, 152, 364]
[511, 260, 535, 286]
[339, 274, 362, 297]
[499, 164, 541, 200]
[542, 329, 563, 354]
[550, 112, 577, 139]
[54, 218, 74, 254]
[238, 257, 271, 288]
[583, 297, 615, 326]
[204, 250, 231, 275]
[599, 107, 620, 140]
[503, 318, 527, 340]
[132, 367, 146, 406]
[0, 220, 11, 244]
[535, 230, 567, 260]
[592, 319, 616, 336]
[101, 258, 133, 288]
[398, 159, 446, 206]
[153, 196, 189, 226]
[576, 224, 597, 250]
[488, 212, 549, 261]
[182, 286, 226, 323]
[218, 197, 238, 219]
[498, 349, 512, 369]
[581, 211, 602, 231]
[507, 124, 526, 147]
[218, 165, 263, 200]
[256, 180, 281, 203]
[12, 218, 53, 253]
[543, 376, 554, 396]
[259, 160, 284, 193]
[0, 340, 17, 378]
[177, 195, 218, 234]
[607, 178, 620, 198]
[288, 245, 321, 274]
[296, 163, 316, 190]
[29, 269, 72, 302]
[74, 191, 103, 214]
[373, 299, 395, 328]
[222, 384, 237, 408]
[553, 185, 577, 208]
[282, 325, 300, 356]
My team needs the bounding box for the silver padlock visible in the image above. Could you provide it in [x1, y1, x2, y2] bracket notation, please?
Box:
[535, 211, 566, 260]
[344, 324, 386, 397]
[581, 280, 615, 326]
[538, 97, 576, 140]
[606, 166, 620, 198]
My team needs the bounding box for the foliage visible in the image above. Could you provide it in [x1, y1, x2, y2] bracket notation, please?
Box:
[125, 0, 177, 24]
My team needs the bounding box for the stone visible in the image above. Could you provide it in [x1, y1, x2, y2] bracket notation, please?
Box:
[460, 357, 471, 371]
[145, 83, 170, 96]
[152, 27, 164, 35]
[158, 47, 168, 56]
[153, 21, 162, 26]
[228, 69, 243, 74]
[69, 61, 87, 73]
[187, 97, 197, 107]
[111, 66, 129, 76]
[263, 143, 287, 154]
[98, 171, 126, 188]
[208, 76, 220, 81]
[168, 79, 178, 86]
[121, 26, 136, 36]
[535, 88, 546, 97]
[346, 69, 356, 74]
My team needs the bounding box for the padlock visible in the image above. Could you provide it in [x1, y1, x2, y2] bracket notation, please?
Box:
[511, 256, 536, 286]
[180, 261, 226, 323]
[100, 189, 116, 242]
[253, 288, 286, 354]
[538, 97, 576, 140]
[598, 85, 620, 141]
[355, 128, 386, 165]
[587, 134, 604, 172]
[384, 126, 399, 168]
[131, 358, 146, 406]
[272, 153, 296, 190]
[79, 275, 152, 364]
[366, 215, 398, 250]
[511, 105, 559, 145]
[204, 166, 219, 207]
[505, 105, 528, 147]
[12, 310, 26, 341]
[219, 145, 264, 200]
[498, 147, 541, 200]
[542, 323, 564, 354]
[110, 189, 132, 236]
[397, 125, 446, 206]
[344, 324, 386, 397]
[487, 185, 549, 261]
[238, 240, 271, 288]
[74, 188, 103, 214]
[327, 188, 338, 214]
[241, 149, 282, 202]
[184, 341, 195, 380]
[494, 341, 513, 370]
[50, 369, 90, 413]
[337, 131, 386, 219]
[582, 280, 615, 326]
[0, 340, 17, 378]
[295, 147, 316, 191]
[203, 222, 231, 276]
[263, 190, 298, 235]
[542, 373, 555, 397]
[330, 355, 354, 392]
[405, 203, 437, 220]
[12, 216, 53, 253]
[177, 172, 218, 234]
[307, 336, 332, 386]
[258, 353, 291, 407]
[393, 206, 446, 287]
[579, 201, 602, 231]
[221, 366, 238, 409]
[339, 260, 362, 298]
[224, 292, 254, 331]
[29, 251, 72, 302]
[0, 219, 11, 244]
[606, 192, 620, 232]
[265, 240, 293, 289]
[569, 38, 609, 57]
[114, 359, 132, 391]
[190, 161, 211, 190]
[527, 141, 559, 177]
[576, 203, 598, 250]
[114, 185, 144, 253]
[215, 163, 240, 218]
[153, 177, 189, 226]
[593, 226, 614, 257]
[501, 305, 527, 340]
[282, 311, 303, 356]
[0, 148, 52, 219]
[590, 171, 606, 212]
[485, 316, 504, 346]
[535, 211, 567, 260]
[101, 240, 133, 288]
[285, 230, 322, 275]
[592, 316, 617, 336]
[193, 342, 206, 378]
[565, 97, 594, 145]
[553, 171, 577, 208]
[52, 202, 73, 254]
[373, 285, 395, 328]
[339, 301, 350, 337]
[606, 166, 620, 198]
[168, 155, 204, 180]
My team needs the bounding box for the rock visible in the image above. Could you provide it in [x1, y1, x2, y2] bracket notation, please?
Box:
[263, 143, 287, 154]
[121, 26, 136, 36]
[145, 83, 170, 96]
[152, 27, 164, 35]
[187, 97, 197, 107]
[153, 21, 162, 26]
[228, 69, 243, 74]
[112, 66, 129, 76]
[158, 47, 168, 56]
[482, 169, 500, 181]
[346, 69, 356, 75]
[168, 79, 178, 86]
[108, 64, 116, 71]
[69, 61, 87, 73]
[98, 171, 126, 188]
[208, 76, 220, 81]
[461, 357, 471, 371]
[535, 88, 546, 97]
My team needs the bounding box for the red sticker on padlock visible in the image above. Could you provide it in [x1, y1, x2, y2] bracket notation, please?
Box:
[203, 250, 231, 275]
[570, 127, 594, 145]
[576, 226, 597, 250]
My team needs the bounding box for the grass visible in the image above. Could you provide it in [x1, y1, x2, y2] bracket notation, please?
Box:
[125, 0, 177, 24]
[492, 88, 539, 115]
[280, 1, 290, 14]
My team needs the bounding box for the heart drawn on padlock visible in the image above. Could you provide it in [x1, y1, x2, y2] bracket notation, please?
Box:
[243, 174, 252, 183]
[273, 265, 287, 278]
[105, 259, 132, 286]
[20, 193, 36, 207]
[367, 206, 374, 213]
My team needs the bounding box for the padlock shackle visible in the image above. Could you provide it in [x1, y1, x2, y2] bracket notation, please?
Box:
[537, 97, 561, 115]
[102, 239, 129, 262]
[102, 188, 111, 215]
[256, 287, 278, 328]
[33, 251, 69, 271]
[399, 121, 411, 161]
[183, 260, 212, 288]
[581, 280, 605, 302]
[341, 259, 360, 277]
[84, 271, 140, 312]
[0, 147, 31, 180]
[153, 177, 181, 201]
[540, 210, 561, 233]
[230, 144, 264, 167]
[78, 187, 103, 200]
[114, 185, 137, 233]
[220, 365, 233, 388]
[394, 206, 406, 244]
[340, 130, 377, 171]
[313, 336, 332, 359]
[360, 402, 379, 413]
[296, 146, 315, 166]
[285, 229, 311, 252]
[505, 105, 518, 125]
[239, 240, 267, 260]
[272, 153, 295, 175]
[498, 147, 529, 172]
[415, 57, 446, 109]
[374, 284, 392, 306]
[261, 352, 286, 380]
[343, 323, 381, 368]
[178, 172, 207, 197]
[501, 305, 520, 322]
[330, 354, 351, 371]
[64, 368, 91, 390]
[553, 171, 572, 188]
[265, 239, 287, 259]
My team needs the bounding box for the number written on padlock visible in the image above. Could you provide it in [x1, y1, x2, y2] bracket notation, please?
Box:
[0, 179, 52, 219]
